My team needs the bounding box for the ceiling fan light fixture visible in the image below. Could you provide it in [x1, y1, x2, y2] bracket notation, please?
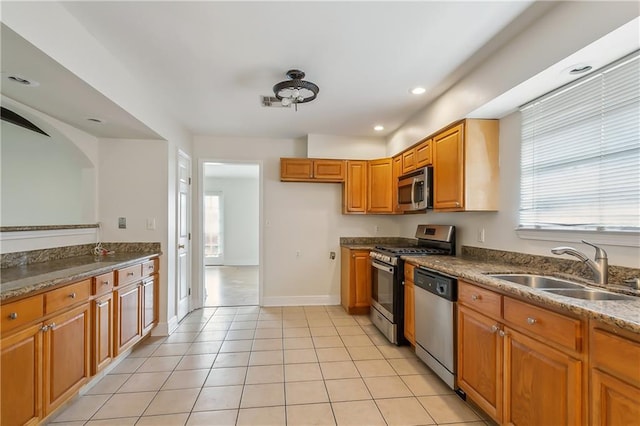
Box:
[273, 69, 319, 108]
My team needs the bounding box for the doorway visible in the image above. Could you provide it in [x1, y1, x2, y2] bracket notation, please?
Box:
[201, 162, 260, 307]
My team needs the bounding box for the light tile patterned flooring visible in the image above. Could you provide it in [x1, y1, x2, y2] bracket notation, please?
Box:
[50, 306, 491, 426]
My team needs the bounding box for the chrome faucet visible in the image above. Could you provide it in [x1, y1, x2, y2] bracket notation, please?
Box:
[551, 240, 608, 285]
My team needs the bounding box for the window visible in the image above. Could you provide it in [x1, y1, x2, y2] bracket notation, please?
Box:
[519, 51, 639, 234]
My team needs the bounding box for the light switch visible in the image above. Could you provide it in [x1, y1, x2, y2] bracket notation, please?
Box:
[146, 217, 156, 230]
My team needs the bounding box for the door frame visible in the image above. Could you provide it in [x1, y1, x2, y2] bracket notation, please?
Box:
[194, 159, 263, 309]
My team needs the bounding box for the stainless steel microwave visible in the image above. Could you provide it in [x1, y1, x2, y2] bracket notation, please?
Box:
[397, 167, 433, 212]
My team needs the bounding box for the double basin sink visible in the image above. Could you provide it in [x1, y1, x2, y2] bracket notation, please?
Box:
[488, 274, 636, 301]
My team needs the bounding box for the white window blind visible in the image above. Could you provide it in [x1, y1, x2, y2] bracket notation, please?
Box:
[519, 51, 640, 232]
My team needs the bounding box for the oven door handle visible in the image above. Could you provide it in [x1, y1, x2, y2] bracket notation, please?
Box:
[372, 261, 394, 274]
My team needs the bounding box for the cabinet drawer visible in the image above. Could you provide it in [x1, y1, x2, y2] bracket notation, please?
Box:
[1, 294, 44, 333]
[116, 264, 142, 286]
[404, 263, 416, 282]
[503, 297, 582, 352]
[591, 327, 640, 386]
[93, 272, 114, 296]
[142, 259, 157, 277]
[458, 281, 502, 319]
[45, 279, 91, 314]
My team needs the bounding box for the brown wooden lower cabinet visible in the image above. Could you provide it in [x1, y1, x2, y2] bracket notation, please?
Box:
[0, 257, 160, 426]
[43, 303, 91, 415]
[115, 283, 142, 355]
[340, 247, 371, 314]
[0, 323, 43, 426]
[589, 321, 640, 425]
[457, 280, 586, 425]
[503, 327, 582, 425]
[93, 292, 114, 374]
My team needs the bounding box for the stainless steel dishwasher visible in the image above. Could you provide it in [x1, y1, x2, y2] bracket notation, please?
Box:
[414, 267, 457, 389]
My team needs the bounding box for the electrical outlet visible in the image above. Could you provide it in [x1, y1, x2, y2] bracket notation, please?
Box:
[146, 217, 156, 230]
[118, 217, 126, 229]
[374, 225, 380, 233]
[477, 228, 485, 243]
[296, 250, 301, 258]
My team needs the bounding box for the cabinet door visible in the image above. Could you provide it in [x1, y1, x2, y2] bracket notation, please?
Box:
[392, 155, 402, 213]
[313, 159, 345, 182]
[457, 305, 502, 422]
[142, 276, 158, 335]
[343, 160, 367, 213]
[503, 327, 582, 426]
[403, 281, 415, 345]
[415, 139, 432, 167]
[93, 293, 113, 374]
[115, 284, 142, 355]
[280, 158, 313, 181]
[1, 323, 43, 426]
[402, 149, 416, 175]
[367, 158, 393, 213]
[353, 251, 371, 309]
[44, 303, 91, 415]
[433, 124, 464, 210]
[591, 369, 640, 426]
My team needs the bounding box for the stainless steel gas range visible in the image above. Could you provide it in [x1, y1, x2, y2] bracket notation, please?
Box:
[368, 224, 456, 345]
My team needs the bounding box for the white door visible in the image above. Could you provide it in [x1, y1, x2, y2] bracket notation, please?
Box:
[177, 151, 191, 321]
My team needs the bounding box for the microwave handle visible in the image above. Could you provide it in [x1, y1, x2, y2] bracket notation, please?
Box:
[410, 178, 416, 207]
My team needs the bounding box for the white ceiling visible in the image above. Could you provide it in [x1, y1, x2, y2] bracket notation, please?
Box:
[2, 1, 538, 140]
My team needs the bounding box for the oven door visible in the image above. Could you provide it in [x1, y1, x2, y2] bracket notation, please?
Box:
[370, 260, 395, 322]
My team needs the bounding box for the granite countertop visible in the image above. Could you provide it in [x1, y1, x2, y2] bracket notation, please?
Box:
[403, 255, 640, 334]
[0, 252, 161, 302]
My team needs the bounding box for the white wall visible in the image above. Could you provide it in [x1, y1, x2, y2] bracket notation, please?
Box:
[308, 134, 386, 160]
[194, 136, 401, 306]
[204, 176, 259, 265]
[387, 1, 640, 155]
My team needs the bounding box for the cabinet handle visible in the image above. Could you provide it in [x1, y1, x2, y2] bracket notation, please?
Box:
[526, 317, 537, 325]
[490, 324, 499, 333]
[48, 322, 56, 330]
[69, 292, 77, 299]
[103, 280, 110, 286]
[148, 265, 154, 270]
[498, 330, 508, 337]
[455, 202, 460, 207]
[41, 325, 49, 332]
[127, 272, 135, 277]
[96, 301, 109, 308]
[8, 312, 18, 320]
[471, 294, 480, 301]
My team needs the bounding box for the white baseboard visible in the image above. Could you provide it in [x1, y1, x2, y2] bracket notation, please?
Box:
[152, 316, 179, 336]
[261, 295, 340, 307]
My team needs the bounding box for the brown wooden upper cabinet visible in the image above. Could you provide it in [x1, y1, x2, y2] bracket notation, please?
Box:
[367, 158, 393, 213]
[343, 159, 394, 214]
[280, 158, 345, 182]
[401, 138, 432, 175]
[432, 119, 499, 212]
[392, 155, 403, 213]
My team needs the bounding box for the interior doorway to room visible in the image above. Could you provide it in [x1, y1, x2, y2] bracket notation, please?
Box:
[202, 162, 260, 307]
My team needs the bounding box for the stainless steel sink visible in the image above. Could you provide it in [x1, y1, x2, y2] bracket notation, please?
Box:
[543, 289, 637, 301]
[489, 274, 585, 289]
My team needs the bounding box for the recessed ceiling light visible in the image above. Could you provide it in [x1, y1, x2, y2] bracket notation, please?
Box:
[374, 125, 384, 131]
[6, 75, 40, 87]
[410, 87, 426, 95]
[569, 64, 593, 75]
[86, 118, 105, 124]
